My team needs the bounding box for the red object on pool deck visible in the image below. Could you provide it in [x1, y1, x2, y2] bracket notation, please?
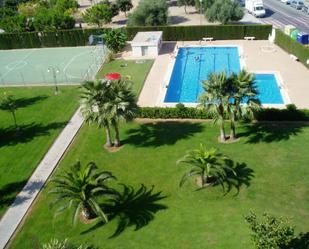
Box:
[105, 73, 121, 80]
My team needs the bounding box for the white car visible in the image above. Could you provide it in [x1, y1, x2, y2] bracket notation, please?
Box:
[281, 0, 291, 4]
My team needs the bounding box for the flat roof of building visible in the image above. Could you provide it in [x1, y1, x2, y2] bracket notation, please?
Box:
[131, 31, 163, 46]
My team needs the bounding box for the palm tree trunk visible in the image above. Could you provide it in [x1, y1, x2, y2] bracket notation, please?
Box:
[230, 113, 236, 140]
[82, 203, 94, 219]
[11, 110, 18, 131]
[220, 121, 226, 142]
[184, 5, 187, 14]
[113, 121, 121, 147]
[104, 124, 112, 148]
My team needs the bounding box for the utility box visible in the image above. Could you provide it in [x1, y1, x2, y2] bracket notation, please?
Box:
[297, 32, 309, 45]
[284, 25, 296, 36]
[290, 29, 299, 40]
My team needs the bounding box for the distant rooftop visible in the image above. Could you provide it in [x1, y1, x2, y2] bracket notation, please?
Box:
[131, 31, 163, 46]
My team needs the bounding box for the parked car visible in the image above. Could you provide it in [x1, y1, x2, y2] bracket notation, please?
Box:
[302, 5, 309, 14]
[281, 0, 291, 4]
[291, 0, 304, 9]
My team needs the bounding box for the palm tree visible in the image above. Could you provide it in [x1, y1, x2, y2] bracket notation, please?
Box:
[177, 144, 236, 188]
[199, 72, 230, 142]
[228, 70, 261, 140]
[80, 80, 113, 148]
[49, 161, 117, 224]
[104, 79, 137, 147]
[0, 92, 19, 132]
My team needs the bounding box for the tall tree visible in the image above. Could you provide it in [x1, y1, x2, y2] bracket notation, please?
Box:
[83, 3, 113, 27]
[228, 70, 261, 140]
[103, 29, 127, 53]
[49, 161, 117, 224]
[127, 0, 168, 26]
[17, 2, 39, 17]
[105, 79, 137, 147]
[205, 0, 244, 24]
[80, 80, 113, 148]
[116, 0, 132, 16]
[80, 79, 136, 148]
[177, 144, 235, 188]
[177, 0, 195, 14]
[199, 72, 230, 142]
[33, 7, 75, 31]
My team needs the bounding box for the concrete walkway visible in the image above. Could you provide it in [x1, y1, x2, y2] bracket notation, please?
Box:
[0, 107, 84, 249]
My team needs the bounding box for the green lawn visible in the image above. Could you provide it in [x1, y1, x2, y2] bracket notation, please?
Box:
[0, 86, 79, 217]
[9, 121, 309, 249]
[96, 59, 154, 96]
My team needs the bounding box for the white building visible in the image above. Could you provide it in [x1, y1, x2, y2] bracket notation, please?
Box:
[130, 31, 163, 57]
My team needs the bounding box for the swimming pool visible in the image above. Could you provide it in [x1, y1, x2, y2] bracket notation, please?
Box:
[164, 47, 284, 104]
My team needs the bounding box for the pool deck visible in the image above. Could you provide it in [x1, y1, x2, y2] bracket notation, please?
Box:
[137, 40, 309, 108]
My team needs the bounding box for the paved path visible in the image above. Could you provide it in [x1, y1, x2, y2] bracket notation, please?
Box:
[0, 107, 84, 249]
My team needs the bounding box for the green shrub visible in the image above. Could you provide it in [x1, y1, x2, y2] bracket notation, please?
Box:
[127, 0, 168, 26]
[0, 25, 271, 49]
[245, 212, 295, 249]
[136, 106, 309, 121]
[103, 29, 127, 53]
[275, 29, 309, 68]
[42, 238, 88, 249]
[126, 24, 271, 41]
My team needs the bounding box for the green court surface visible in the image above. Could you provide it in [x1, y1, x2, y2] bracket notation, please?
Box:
[0, 46, 106, 86]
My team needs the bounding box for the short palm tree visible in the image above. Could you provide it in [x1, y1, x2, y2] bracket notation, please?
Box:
[229, 70, 261, 140]
[49, 161, 117, 224]
[177, 144, 236, 188]
[199, 72, 230, 142]
[80, 80, 113, 147]
[104, 79, 137, 147]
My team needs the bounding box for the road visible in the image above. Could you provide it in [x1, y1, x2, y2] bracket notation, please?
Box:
[259, 0, 309, 33]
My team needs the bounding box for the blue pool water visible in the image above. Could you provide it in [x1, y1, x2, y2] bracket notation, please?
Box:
[164, 47, 284, 104]
[254, 74, 283, 104]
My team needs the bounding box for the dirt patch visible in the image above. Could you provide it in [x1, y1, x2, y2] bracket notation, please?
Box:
[104, 144, 125, 153]
[79, 213, 97, 224]
[218, 136, 241, 144]
[195, 176, 215, 188]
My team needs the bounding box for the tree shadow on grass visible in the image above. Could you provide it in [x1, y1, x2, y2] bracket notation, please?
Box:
[14, 95, 49, 109]
[123, 121, 204, 147]
[0, 95, 49, 110]
[238, 123, 305, 144]
[0, 180, 27, 210]
[0, 179, 44, 210]
[223, 161, 255, 196]
[0, 121, 67, 148]
[81, 185, 168, 238]
[195, 161, 255, 196]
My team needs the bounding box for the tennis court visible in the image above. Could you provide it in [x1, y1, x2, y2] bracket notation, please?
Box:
[0, 45, 107, 86]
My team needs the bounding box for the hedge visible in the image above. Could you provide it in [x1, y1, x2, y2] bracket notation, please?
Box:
[126, 24, 272, 41]
[275, 29, 309, 68]
[0, 28, 110, 49]
[136, 106, 309, 121]
[0, 25, 271, 49]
